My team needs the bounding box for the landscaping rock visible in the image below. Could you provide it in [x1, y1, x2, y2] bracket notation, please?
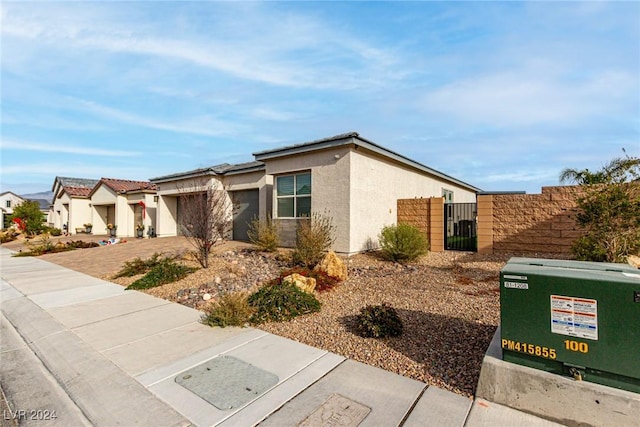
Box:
[627, 254, 640, 269]
[202, 293, 212, 301]
[314, 251, 348, 281]
[283, 273, 317, 293]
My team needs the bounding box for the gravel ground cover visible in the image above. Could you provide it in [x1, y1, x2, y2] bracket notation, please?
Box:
[109, 247, 514, 396]
[4, 234, 563, 397]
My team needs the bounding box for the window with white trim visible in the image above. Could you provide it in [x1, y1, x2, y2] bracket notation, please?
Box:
[442, 188, 453, 203]
[6, 200, 11, 208]
[276, 172, 311, 218]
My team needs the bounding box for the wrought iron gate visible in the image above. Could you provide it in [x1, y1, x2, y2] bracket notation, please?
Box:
[444, 203, 477, 251]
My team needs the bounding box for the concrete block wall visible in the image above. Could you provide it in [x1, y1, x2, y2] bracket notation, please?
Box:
[400, 186, 590, 255]
[478, 186, 587, 255]
[397, 197, 444, 252]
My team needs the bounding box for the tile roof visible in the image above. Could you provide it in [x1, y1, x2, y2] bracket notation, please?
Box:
[64, 186, 93, 197]
[56, 177, 99, 189]
[99, 178, 157, 194]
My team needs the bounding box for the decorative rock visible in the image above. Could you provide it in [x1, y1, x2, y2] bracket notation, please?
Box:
[314, 251, 348, 281]
[202, 293, 212, 301]
[628, 255, 640, 269]
[214, 276, 222, 284]
[283, 273, 316, 294]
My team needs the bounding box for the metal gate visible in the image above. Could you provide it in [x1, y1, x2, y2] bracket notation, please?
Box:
[444, 203, 477, 251]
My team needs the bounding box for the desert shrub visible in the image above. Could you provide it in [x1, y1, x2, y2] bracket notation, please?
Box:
[247, 215, 280, 252]
[267, 267, 341, 292]
[0, 230, 18, 244]
[126, 258, 197, 290]
[247, 281, 321, 324]
[201, 292, 255, 328]
[356, 303, 403, 338]
[378, 223, 429, 262]
[23, 234, 55, 255]
[113, 252, 166, 278]
[47, 227, 62, 236]
[292, 212, 336, 268]
[66, 240, 100, 249]
[571, 183, 640, 263]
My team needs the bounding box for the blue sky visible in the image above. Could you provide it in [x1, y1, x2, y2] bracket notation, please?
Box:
[2, 1, 639, 196]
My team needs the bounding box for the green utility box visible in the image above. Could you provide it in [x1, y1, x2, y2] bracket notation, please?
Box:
[500, 257, 640, 393]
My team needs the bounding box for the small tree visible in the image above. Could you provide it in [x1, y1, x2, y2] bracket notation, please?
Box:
[10, 201, 46, 236]
[561, 151, 640, 262]
[178, 179, 232, 268]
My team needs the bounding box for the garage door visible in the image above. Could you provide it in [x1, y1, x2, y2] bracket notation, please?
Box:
[232, 190, 259, 242]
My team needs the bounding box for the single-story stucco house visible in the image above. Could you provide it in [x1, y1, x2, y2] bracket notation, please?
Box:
[0, 191, 26, 229]
[50, 177, 99, 233]
[151, 132, 480, 254]
[88, 178, 157, 237]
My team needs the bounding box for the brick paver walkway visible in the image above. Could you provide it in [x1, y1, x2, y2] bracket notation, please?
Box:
[2, 235, 252, 277]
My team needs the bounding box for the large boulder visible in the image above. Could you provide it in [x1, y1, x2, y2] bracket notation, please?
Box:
[627, 255, 640, 269]
[314, 251, 348, 281]
[283, 273, 316, 294]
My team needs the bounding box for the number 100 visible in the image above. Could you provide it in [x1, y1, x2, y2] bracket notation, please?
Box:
[564, 340, 589, 353]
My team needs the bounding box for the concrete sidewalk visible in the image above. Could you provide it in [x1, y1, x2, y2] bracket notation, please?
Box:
[0, 247, 561, 426]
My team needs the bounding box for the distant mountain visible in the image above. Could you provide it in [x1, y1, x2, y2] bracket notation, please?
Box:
[21, 191, 54, 203]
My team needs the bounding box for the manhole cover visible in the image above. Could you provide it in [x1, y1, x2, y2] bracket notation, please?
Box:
[175, 355, 279, 410]
[298, 394, 371, 427]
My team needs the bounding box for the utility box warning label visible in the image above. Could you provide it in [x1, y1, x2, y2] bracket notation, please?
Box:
[551, 295, 598, 340]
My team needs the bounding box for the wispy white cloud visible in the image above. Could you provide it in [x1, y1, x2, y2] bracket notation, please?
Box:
[1, 139, 141, 157]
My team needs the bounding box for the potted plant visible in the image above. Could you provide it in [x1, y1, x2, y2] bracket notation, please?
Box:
[84, 223, 93, 233]
[107, 223, 117, 237]
[136, 223, 144, 238]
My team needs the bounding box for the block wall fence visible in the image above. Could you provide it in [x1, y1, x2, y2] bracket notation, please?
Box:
[398, 185, 589, 255]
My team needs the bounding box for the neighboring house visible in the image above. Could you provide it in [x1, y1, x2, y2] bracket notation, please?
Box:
[88, 178, 158, 237]
[150, 161, 271, 241]
[152, 132, 480, 254]
[50, 177, 99, 233]
[0, 191, 26, 229]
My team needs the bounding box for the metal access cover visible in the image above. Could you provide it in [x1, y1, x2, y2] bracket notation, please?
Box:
[175, 355, 279, 410]
[298, 394, 371, 427]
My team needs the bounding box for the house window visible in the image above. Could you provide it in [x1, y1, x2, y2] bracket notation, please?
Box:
[5, 200, 11, 208]
[276, 172, 311, 218]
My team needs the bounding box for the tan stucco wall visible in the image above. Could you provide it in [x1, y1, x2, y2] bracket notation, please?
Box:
[264, 146, 352, 253]
[348, 148, 476, 253]
[50, 193, 91, 233]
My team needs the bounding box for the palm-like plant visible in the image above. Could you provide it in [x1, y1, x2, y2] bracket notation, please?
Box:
[560, 150, 639, 185]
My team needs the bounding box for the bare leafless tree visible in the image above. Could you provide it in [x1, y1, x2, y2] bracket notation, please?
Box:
[177, 179, 233, 268]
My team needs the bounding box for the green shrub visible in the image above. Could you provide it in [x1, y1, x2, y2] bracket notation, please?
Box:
[378, 223, 429, 262]
[247, 215, 280, 252]
[267, 267, 341, 292]
[113, 252, 166, 278]
[126, 258, 197, 290]
[201, 292, 255, 327]
[47, 227, 62, 236]
[571, 183, 640, 263]
[9, 201, 46, 236]
[356, 303, 403, 338]
[292, 212, 336, 268]
[248, 282, 321, 324]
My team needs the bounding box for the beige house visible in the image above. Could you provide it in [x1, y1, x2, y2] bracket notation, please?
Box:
[152, 132, 480, 254]
[88, 178, 157, 237]
[150, 162, 271, 241]
[0, 191, 25, 229]
[50, 177, 98, 233]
